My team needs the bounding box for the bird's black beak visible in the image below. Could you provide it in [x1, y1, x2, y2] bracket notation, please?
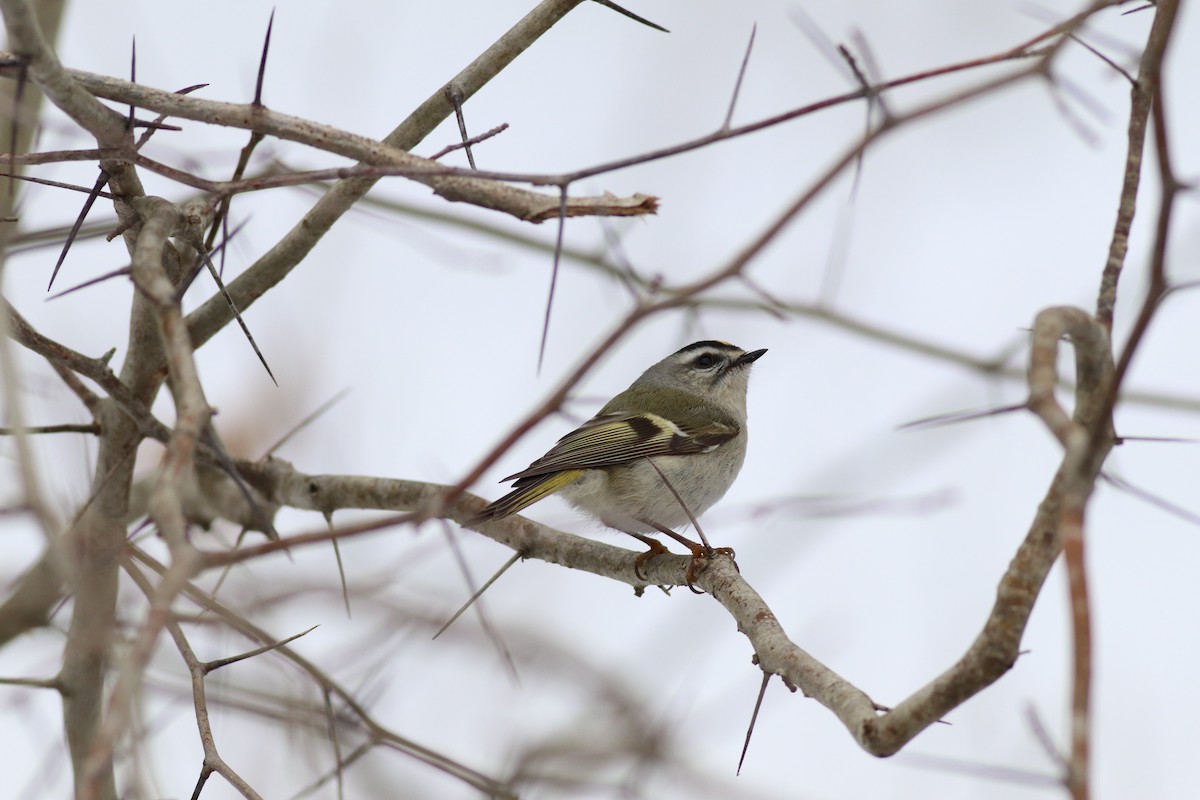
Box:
[733, 348, 767, 368]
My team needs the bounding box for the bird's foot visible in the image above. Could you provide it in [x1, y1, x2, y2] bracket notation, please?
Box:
[629, 523, 738, 593]
[631, 537, 670, 581]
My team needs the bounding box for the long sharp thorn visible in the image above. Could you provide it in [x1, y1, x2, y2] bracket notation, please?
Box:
[127, 37, 136, 129]
[48, 171, 109, 291]
[434, 551, 521, 640]
[537, 186, 569, 374]
[738, 672, 771, 775]
[590, 0, 669, 32]
[255, 9, 276, 107]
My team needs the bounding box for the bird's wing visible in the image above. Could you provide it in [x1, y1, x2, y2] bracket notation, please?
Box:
[502, 410, 739, 483]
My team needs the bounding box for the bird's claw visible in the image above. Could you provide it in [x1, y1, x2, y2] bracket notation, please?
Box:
[633, 538, 671, 581]
[684, 545, 737, 593]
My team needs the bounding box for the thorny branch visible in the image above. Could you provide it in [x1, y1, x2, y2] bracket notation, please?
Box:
[0, 0, 1186, 797]
[125, 546, 516, 799]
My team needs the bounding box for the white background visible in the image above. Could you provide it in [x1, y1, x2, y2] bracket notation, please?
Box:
[2, 1, 1198, 798]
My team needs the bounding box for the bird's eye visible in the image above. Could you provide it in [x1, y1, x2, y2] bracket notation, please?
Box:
[694, 353, 718, 369]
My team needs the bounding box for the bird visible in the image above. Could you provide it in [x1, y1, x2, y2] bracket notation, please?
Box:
[469, 340, 766, 584]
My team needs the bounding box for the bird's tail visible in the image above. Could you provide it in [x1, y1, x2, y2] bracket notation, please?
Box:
[466, 469, 586, 525]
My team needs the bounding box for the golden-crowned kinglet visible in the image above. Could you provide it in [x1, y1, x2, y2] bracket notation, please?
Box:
[471, 341, 766, 579]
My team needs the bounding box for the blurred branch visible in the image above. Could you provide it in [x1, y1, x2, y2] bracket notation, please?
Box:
[179, 0, 608, 354]
[126, 546, 517, 798]
[0, 0, 126, 146]
[0, 549, 63, 648]
[0, 0, 69, 635]
[0, 5, 149, 800]
[0, 5, 1093, 218]
[343, 190, 1200, 413]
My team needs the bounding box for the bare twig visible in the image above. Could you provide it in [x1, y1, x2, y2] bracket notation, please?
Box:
[722, 25, 756, 130]
[428, 122, 509, 161]
[123, 559, 265, 800]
